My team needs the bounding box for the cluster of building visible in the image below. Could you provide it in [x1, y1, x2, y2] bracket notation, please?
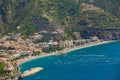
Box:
[0, 33, 43, 58]
[0, 32, 100, 59]
[39, 36, 99, 48]
[0, 32, 100, 80]
[0, 53, 20, 80]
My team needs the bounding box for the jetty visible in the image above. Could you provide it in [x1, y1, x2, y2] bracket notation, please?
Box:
[21, 67, 44, 77]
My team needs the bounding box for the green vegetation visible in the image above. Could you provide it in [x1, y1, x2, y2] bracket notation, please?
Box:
[34, 37, 50, 43]
[43, 46, 64, 53]
[93, 0, 120, 17]
[0, 63, 6, 75]
[0, 0, 120, 39]
[82, 0, 120, 17]
[32, 51, 41, 56]
[11, 54, 29, 61]
[19, 23, 35, 36]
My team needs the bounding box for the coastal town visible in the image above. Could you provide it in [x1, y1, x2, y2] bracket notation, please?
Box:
[0, 0, 120, 80]
[0, 32, 109, 80]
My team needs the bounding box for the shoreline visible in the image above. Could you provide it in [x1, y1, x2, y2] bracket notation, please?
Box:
[17, 40, 117, 66]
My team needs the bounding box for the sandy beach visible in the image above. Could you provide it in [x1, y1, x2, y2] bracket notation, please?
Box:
[17, 40, 117, 66]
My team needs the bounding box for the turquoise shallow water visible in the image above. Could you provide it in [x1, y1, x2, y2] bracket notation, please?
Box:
[20, 41, 120, 80]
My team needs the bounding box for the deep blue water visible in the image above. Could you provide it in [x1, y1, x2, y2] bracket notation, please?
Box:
[20, 41, 120, 80]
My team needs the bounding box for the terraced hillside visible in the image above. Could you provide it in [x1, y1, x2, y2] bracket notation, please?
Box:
[83, 0, 120, 17]
[0, 0, 120, 40]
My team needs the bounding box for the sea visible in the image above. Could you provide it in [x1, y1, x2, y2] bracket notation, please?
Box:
[20, 41, 120, 80]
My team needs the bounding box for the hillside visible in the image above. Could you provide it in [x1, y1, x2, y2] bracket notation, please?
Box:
[83, 0, 120, 17]
[94, 0, 120, 18]
[0, 0, 120, 40]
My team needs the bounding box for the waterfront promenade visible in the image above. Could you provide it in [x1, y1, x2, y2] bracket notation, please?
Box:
[17, 40, 115, 66]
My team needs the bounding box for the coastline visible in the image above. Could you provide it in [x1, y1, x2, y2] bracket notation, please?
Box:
[17, 40, 117, 66]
